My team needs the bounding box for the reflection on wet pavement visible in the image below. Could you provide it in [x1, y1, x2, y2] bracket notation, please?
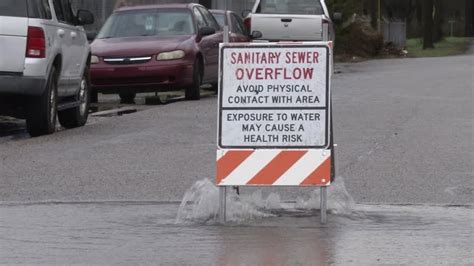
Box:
[0, 202, 472, 265]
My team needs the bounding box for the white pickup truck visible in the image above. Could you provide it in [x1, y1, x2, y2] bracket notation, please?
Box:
[243, 0, 336, 42]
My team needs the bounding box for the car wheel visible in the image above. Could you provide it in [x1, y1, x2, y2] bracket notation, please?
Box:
[58, 67, 90, 128]
[185, 58, 202, 100]
[26, 66, 58, 137]
[211, 82, 218, 94]
[90, 88, 98, 103]
[119, 92, 136, 104]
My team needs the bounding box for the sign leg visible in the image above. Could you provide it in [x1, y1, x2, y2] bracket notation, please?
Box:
[219, 187, 227, 224]
[320, 186, 327, 224]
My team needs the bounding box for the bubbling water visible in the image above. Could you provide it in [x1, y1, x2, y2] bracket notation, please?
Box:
[175, 177, 356, 224]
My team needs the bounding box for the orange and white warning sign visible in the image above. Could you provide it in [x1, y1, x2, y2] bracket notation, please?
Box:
[216, 149, 331, 186]
[216, 42, 333, 187]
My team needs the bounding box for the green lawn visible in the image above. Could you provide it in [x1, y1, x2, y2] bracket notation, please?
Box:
[406, 37, 470, 57]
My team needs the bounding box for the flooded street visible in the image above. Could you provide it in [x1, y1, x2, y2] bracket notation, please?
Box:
[1, 49, 472, 264]
[1, 179, 473, 264]
[1, 201, 472, 265]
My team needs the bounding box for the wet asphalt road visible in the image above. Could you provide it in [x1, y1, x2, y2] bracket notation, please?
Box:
[0, 202, 472, 265]
[0, 52, 472, 204]
[1, 50, 473, 264]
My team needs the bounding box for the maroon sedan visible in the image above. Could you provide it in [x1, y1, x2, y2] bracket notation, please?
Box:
[210, 10, 251, 43]
[90, 4, 223, 103]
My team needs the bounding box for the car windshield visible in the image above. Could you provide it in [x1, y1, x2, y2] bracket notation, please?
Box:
[97, 9, 195, 39]
[259, 0, 324, 15]
[212, 13, 225, 28]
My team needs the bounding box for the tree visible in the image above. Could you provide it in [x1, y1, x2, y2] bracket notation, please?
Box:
[433, 0, 444, 42]
[325, 0, 363, 21]
[370, 0, 377, 29]
[465, 0, 473, 36]
[422, 0, 434, 49]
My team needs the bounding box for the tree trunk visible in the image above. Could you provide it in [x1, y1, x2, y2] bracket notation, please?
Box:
[370, 0, 378, 29]
[422, 0, 434, 49]
[466, 0, 473, 36]
[433, 0, 443, 42]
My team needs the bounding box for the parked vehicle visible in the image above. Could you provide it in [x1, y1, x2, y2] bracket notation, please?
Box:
[210, 9, 251, 43]
[0, 0, 94, 136]
[90, 4, 223, 103]
[243, 0, 336, 42]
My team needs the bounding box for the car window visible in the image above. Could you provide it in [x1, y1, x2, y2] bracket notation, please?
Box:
[231, 13, 247, 35]
[62, 0, 76, 24]
[97, 9, 195, 39]
[28, 0, 53, 19]
[52, 0, 65, 21]
[197, 7, 220, 31]
[193, 8, 206, 28]
[53, 0, 76, 24]
[0, 0, 27, 17]
[258, 0, 324, 15]
[212, 13, 225, 29]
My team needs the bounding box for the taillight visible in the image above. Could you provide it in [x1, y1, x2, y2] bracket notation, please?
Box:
[26, 26, 46, 58]
[322, 18, 329, 25]
[244, 17, 251, 32]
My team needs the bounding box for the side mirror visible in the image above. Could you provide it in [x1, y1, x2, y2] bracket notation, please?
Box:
[198, 26, 216, 37]
[333, 12, 342, 22]
[242, 10, 251, 18]
[77, 9, 94, 25]
[251, 30, 262, 39]
[86, 31, 97, 41]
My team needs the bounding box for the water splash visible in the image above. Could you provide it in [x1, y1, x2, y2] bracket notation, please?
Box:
[175, 177, 356, 224]
[295, 177, 356, 215]
[175, 179, 219, 224]
[224, 190, 275, 222]
[175, 179, 280, 224]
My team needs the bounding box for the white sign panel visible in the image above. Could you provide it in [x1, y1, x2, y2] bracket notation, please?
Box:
[218, 43, 330, 149]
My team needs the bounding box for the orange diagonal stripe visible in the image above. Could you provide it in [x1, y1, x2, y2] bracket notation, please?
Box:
[247, 150, 308, 185]
[300, 157, 331, 186]
[216, 150, 254, 184]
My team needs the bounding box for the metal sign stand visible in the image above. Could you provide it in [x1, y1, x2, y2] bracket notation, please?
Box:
[320, 186, 327, 223]
[217, 12, 333, 223]
[219, 183, 329, 224]
[219, 186, 226, 223]
[219, 0, 230, 224]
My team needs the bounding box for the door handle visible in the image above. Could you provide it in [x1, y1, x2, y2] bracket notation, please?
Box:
[57, 29, 65, 38]
[281, 18, 292, 23]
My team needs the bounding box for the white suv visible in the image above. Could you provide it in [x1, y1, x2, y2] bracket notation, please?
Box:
[0, 0, 94, 136]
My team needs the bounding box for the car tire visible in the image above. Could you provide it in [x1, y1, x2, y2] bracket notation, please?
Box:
[26, 66, 58, 137]
[58, 67, 90, 129]
[185, 58, 202, 100]
[90, 88, 98, 103]
[119, 92, 136, 104]
[211, 82, 218, 94]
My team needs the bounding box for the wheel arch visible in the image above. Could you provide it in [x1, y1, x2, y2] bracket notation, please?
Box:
[51, 54, 62, 76]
